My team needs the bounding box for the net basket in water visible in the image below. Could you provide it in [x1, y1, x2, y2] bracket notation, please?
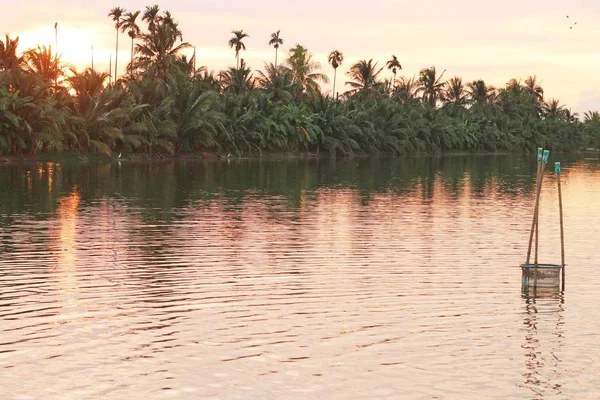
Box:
[521, 264, 563, 287]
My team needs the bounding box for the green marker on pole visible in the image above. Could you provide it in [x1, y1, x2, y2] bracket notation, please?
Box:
[542, 150, 550, 164]
[537, 147, 543, 162]
[555, 162, 561, 175]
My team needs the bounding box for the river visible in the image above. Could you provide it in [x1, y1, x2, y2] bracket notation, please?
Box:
[1, 155, 599, 399]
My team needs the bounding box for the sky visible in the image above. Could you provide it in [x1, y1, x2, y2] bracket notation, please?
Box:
[3, 0, 600, 114]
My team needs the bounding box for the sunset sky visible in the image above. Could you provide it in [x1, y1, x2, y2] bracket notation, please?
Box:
[5, 0, 600, 114]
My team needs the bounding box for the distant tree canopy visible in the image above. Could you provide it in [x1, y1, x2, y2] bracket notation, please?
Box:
[1, 7, 598, 157]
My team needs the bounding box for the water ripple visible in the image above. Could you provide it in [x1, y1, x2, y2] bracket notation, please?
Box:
[1, 156, 600, 398]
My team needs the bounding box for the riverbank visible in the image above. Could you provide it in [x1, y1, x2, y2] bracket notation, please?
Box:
[0, 150, 519, 164]
[4, 149, 598, 165]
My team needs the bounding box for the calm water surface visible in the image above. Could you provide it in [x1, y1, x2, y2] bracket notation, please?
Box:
[1, 155, 599, 399]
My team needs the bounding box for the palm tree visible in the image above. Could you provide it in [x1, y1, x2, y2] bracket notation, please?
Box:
[0, 34, 24, 71]
[286, 44, 329, 98]
[142, 4, 161, 32]
[584, 111, 600, 123]
[68, 67, 110, 99]
[442, 77, 467, 114]
[345, 59, 384, 98]
[386, 55, 402, 88]
[392, 76, 419, 103]
[0, 71, 69, 154]
[269, 30, 283, 68]
[220, 60, 256, 95]
[543, 99, 566, 119]
[466, 79, 495, 114]
[328, 50, 343, 99]
[22, 45, 64, 85]
[563, 109, 578, 123]
[121, 11, 141, 76]
[256, 62, 294, 102]
[228, 30, 249, 69]
[67, 69, 129, 154]
[108, 7, 127, 80]
[163, 73, 225, 153]
[132, 13, 191, 78]
[416, 66, 446, 107]
[524, 75, 544, 103]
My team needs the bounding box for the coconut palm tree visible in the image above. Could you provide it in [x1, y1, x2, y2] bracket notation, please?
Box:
[543, 98, 566, 119]
[345, 59, 384, 98]
[524, 75, 544, 103]
[386, 55, 402, 88]
[108, 7, 127, 80]
[220, 60, 256, 95]
[133, 14, 191, 78]
[269, 30, 283, 68]
[328, 50, 343, 99]
[0, 34, 24, 71]
[163, 72, 226, 153]
[442, 77, 467, 114]
[256, 62, 294, 102]
[392, 76, 419, 103]
[0, 71, 69, 154]
[228, 30, 249, 69]
[67, 68, 129, 154]
[416, 66, 446, 107]
[121, 11, 141, 76]
[22, 45, 64, 85]
[584, 111, 600, 123]
[466, 79, 495, 114]
[286, 44, 328, 98]
[563, 109, 578, 123]
[68, 67, 110, 99]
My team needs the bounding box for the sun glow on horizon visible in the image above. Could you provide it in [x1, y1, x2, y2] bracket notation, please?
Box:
[17, 25, 108, 72]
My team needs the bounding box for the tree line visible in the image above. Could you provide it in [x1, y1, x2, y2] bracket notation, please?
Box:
[1, 5, 600, 157]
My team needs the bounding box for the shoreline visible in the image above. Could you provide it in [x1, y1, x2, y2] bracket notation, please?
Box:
[1, 149, 598, 164]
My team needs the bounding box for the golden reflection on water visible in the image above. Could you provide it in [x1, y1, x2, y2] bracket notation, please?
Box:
[50, 189, 81, 304]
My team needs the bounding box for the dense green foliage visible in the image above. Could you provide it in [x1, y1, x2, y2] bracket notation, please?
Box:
[1, 7, 599, 157]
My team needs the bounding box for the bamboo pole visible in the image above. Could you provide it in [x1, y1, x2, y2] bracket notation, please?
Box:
[533, 164, 544, 291]
[534, 178, 540, 265]
[526, 148, 544, 264]
[556, 162, 565, 290]
[533, 150, 550, 290]
[534, 163, 547, 265]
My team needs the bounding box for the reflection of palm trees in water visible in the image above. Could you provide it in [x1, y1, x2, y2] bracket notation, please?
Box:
[520, 292, 565, 398]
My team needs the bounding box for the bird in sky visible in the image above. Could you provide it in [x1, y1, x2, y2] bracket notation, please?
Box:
[566, 15, 579, 30]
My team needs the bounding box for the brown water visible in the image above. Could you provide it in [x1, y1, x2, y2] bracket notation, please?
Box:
[1, 155, 599, 399]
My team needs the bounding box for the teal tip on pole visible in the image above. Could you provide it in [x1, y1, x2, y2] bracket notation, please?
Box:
[537, 147, 543, 162]
[542, 150, 550, 164]
[555, 162, 561, 174]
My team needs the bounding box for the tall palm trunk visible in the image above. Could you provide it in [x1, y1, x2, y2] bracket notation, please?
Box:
[130, 37, 134, 75]
[275, 47, 278, 68]
[332, 67, 337, 99]
[115, 28, 119, 80]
